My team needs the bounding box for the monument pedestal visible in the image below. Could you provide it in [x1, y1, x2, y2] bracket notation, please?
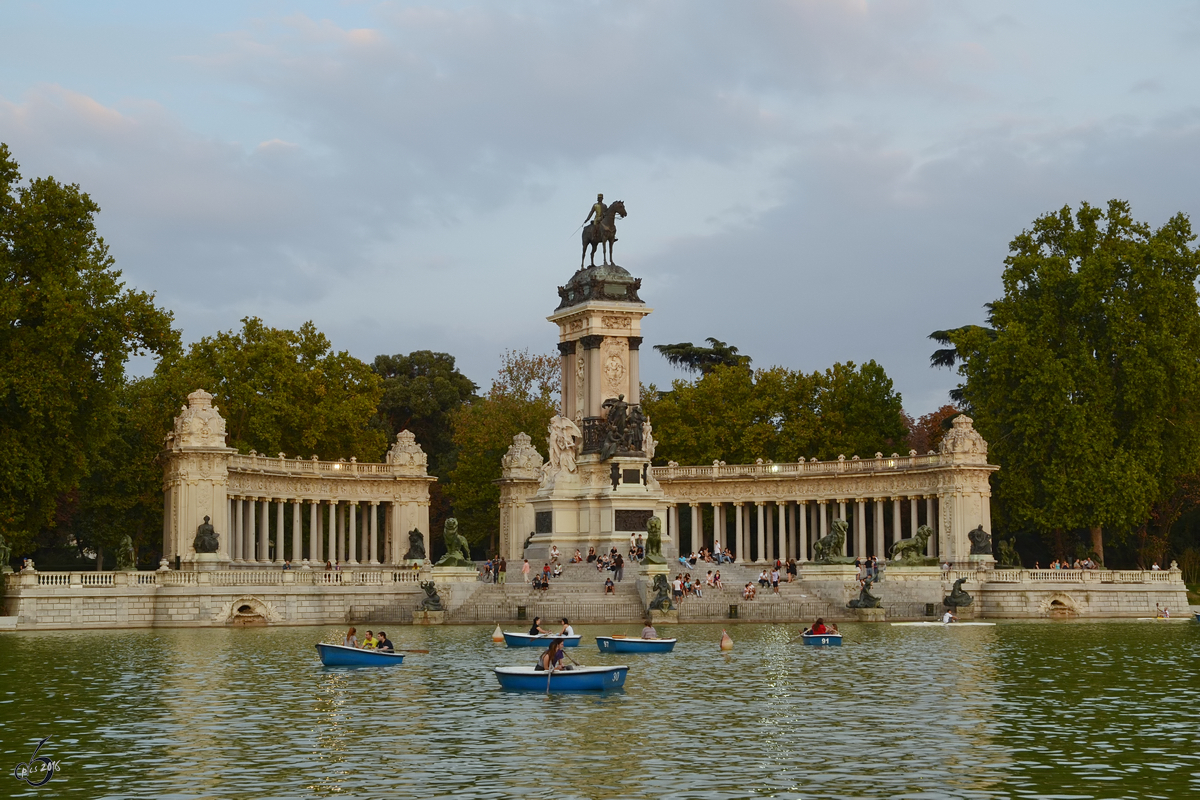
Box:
[649, 609, 678, 626]
[190, 553, 228, 572]
[853, 608, 886, 623]
[412, 610, 445, 625]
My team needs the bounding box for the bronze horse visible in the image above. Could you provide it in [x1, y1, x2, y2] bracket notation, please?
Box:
[581, 200, 626, 268]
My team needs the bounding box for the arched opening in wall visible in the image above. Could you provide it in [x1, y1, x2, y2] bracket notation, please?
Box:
[227, 596, 270, 626]
[1045, 594, 1078, 618]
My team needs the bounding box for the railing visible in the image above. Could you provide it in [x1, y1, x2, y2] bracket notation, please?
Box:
[6, 568, 425, 589]
[228, 453, 427, 478]
[652, 452, 951, 481]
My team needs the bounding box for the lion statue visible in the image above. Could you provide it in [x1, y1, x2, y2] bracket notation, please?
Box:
[417, 581, 444, 611]
[889, 525, 934, 565]
[812, 518, 849, 564]
[434, 517, 474, 568]
[646, 573, 673, 611]
[643, 516, 666, 565]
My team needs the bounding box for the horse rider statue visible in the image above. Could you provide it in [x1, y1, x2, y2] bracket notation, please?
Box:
[584, 193, 614, 242]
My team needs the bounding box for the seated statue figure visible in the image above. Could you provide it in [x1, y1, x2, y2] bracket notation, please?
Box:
[417, 581, 444, 611]
[193, 516, 220, 554]
[847, 575, 883, 608]
[642, 516, 666, 565]
[943, 577, 974, 608]
[403, 529, 427, 561]
[968, 525, 992, 556]
[646, 574, 673, 611]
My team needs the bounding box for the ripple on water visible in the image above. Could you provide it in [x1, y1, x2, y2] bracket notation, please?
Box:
[0, 621, 1197, 799]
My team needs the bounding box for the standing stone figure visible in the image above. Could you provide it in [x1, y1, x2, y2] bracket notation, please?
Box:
[193, 515, 220, 554]
[0, 532, 12, 573]
[115, 535, 136, 571]
[544, 414, 582, 477]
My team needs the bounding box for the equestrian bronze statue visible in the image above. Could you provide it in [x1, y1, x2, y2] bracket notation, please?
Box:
[581, 196, 627, 268]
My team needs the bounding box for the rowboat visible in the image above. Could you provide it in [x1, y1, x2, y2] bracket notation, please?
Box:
[890, 622, 997, 627]
[494, 665, 628, 692]
[800, 632, 842, 646]
[596, 636, 677, 653]
[1135, 617, 1190, 622]
[501, 632, 582, 648]
[316, 643, 405, 667]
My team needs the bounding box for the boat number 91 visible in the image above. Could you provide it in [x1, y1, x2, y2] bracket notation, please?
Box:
[610, 672, 619, 682]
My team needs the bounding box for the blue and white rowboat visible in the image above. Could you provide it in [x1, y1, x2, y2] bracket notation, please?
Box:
[596, 636, 677, 653]
[316, 643, 405, 667]
[801, 632, 843, 647]
[501, 632, 582, 648]
[494, 665, 628, 691]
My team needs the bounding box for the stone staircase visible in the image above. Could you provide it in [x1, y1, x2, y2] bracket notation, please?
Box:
[450, 560, 645, 623]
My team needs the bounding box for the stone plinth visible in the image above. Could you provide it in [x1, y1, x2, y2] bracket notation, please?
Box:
[649, 609, 678, 625]
[429, 566, 479, 583]
[883, 566, 946, 582]
[853, 608, 886, 623]
[799, 564, 860, 581]
[191, 553, 227, 572]
[412, 610, 445, 625]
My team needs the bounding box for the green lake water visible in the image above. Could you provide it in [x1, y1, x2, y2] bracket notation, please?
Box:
[1, 621, 1197, 799]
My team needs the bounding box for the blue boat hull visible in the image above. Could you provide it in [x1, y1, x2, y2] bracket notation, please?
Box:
[494, 665, 628, 691]
[596, 636, 677, 653]
[801, 633, 842, 647]
[316, 643, 406, 666]
[502, 632, 582, 648]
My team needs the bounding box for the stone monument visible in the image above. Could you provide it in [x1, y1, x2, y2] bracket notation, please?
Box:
[524, 196, 669, 561]
[162, 389, 235, 569]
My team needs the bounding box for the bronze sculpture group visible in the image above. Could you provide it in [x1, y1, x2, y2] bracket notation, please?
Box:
[581, 195, 627, 268]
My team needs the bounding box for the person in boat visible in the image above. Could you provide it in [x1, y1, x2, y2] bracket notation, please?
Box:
[807, 618, 828, 635]
[942, 610, 958, 624]
[536, 638, 571, 671]
[362, 630, 377, 649]
[375, 631, 394, 652]
[529, 616, 549, 636]
[641, 620, 658, 639]
[343, 627, 359, 648]
[559, 617, 575, 637]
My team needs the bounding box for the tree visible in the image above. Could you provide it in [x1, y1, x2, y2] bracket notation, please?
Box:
[444, 350, 558, 553]
[937, 201, 1200, 563]
[905, 405, 961, 454]
[653, 337, 751, 375]
[0, 143, 178, 554]
[172, 317, 386, 460]
[644, 361, 907, 466]
[371, 351, 477, 476]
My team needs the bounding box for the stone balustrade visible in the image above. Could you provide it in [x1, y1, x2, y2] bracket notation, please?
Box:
[8, 568, 425, 590]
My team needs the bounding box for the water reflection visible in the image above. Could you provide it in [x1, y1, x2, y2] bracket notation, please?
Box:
[0, 622, 1196, 798]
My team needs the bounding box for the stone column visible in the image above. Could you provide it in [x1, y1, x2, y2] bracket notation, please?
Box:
[627, 337, 642, 404]
[892, 497, 903, 545]
[874, 498, 884, 557]
[329, 501, 339, 564]
[291, 500, 302, 563]
[755, 502, 766, 564]
[787, 502, 797, 561]
[856, 500, 867, 557]
[690, 504, 700, 555]
[734, 502, 744, 562]
[246, 499, 257, 562]
[309, 500, 320, 563]
[369, 501, 380, 565]
[275, 499, 285, 564]
[797, 500, 808, 562]
[765, 503, 775, 562]
[582, 335, 603, 418]
[669, 504, 679, 545]
[348, 501, 358, 565]
[557, 341, 575, 417]
[818, 500, 828, 540]
[926, 496, 937, 556]
[712, 502, 722, 552]
[910, 496, 919, 542]
[232, 497, 243, 563]
[837, 500, 848, 556]
[258, 497, 270, 563]
[776, 502, 787, 561]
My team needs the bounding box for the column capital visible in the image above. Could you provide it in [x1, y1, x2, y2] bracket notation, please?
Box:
[557, 340, 576, 355]
[369, 499, 380, 506]
[816, 498, 828, 505]
[754, 500, 765, 506]
[627, 336, 643, 351]
[733, 501, 744, 507]
[580, 334, 603, 350]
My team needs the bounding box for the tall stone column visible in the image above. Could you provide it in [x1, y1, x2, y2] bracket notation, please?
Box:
[855, 500, 866, 557]
[874, 498, 885, 557]
[582, 335, 603, 418]
[259, 497, 271, 563]
[818, 500, 828, 540]
[690, 504, 700, 555]
[776, 502, 787, 561]
[627, 337, 642, 404]
[892, 497, 902, 545]
[275, 499, 285, 564]
[756, 502, 766, 564]
[233, 497, 244, 563]
[797, 500, 808, 562]
[926, 496, 937, 556]
[309, 500, 321, 564]
[369, 501, 380, 565]
[734, 502, 744, 562]
[557, 341, 575, 417]
[329, 502, 339, 564]
[348, 501, 358, 565]
[837, 499, 847, 556]
[910, 497, 919, 543]
[786, 502, 797, 561]
[291, 500, 302, 563]
[711, 502, 722, 551]
[246, 499, 257, 562]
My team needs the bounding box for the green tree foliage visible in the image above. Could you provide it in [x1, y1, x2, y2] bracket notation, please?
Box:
[172, 317, 386, 460]
[653, 337, 751, 375]
[644, 361, 906, 466]
[371, 351, 477, 475]
[0, 143, 178, 554]
[938, 201, 1200, 562]
[445, 350, 558, 552]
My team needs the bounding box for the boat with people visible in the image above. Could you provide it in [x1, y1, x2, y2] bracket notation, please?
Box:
[595, 635, 677, 653]
[502, 631, 582, 647]
[800, 632, 842, 646]
[493, 665, 629, 691]
[316, 643, 406, 667]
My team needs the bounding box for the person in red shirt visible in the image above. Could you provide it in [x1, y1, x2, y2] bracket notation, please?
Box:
[808, 617, 827, 635]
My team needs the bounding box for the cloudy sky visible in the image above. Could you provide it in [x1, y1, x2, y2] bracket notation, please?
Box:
[4, 1, 1200, 415]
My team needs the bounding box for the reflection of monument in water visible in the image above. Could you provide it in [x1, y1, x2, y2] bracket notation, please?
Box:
[518, 251, 671, 561]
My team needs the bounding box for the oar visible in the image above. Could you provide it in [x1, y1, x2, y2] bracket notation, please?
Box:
[546, 664, 554, 695]
[394, 648, 430, 654]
